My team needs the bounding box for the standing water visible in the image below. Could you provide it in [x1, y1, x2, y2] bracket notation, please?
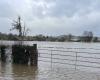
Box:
[0, 41, 100, 80]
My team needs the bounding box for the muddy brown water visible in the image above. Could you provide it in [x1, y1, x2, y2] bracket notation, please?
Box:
[0, 62, 100, 80]
[0, 41, 100, 80]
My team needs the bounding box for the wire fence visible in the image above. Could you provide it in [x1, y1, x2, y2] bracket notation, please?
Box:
[38, 47, 100, 70]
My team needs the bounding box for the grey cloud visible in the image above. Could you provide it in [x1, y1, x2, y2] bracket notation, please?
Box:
[31, 0, 100, 18]
[0, 0, 16, 18]
[0, 0, 100, 36]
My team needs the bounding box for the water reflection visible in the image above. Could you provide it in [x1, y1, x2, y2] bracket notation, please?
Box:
[0, 62, 38, 80]
[0, 62, 13, 80]
[12, 64, 38, 80]
[0, 60, 100, 80]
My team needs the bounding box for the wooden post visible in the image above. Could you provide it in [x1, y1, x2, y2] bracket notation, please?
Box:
[12, 44, 38, 66]
[30, 44, 38, 66]
[0, 46, 6, 62]
[33, 44, 38, 66]
[12, 45, 29, 64]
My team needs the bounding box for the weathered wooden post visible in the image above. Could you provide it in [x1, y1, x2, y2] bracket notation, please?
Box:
[12, 45, 30, 64]
[12, 44, 38, 66]
[12, 45, 21, 64]
[0, 46, 6, 62]
[30, 44, 38, 66]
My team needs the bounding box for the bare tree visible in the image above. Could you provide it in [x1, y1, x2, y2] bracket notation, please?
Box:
[81, 31, 93, 42]
[11, 16, 22, 37]
[10, 16, 29, 40]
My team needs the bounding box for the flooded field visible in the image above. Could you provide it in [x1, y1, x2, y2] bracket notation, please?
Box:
[0, 62, 100, 80]
[0, 41, 100, 80]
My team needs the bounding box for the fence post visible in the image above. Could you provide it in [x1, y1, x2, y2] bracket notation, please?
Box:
[75, 52, 78, 70]
[30, 44, 38, 66]
[0, 46, 6, 62]
[51, 50, 53, 68]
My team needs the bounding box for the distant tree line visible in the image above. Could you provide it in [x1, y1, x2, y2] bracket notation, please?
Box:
[0, 31, 99, 42]
[0, 32, 18, 40]
[78, 31, 98, 42]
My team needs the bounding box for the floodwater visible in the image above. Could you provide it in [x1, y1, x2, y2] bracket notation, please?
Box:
[0, 62, 100, 80]
[0, 41, 100, 80]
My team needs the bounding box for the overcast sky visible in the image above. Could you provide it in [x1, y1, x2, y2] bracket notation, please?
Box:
[0, 0, 100, 36]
